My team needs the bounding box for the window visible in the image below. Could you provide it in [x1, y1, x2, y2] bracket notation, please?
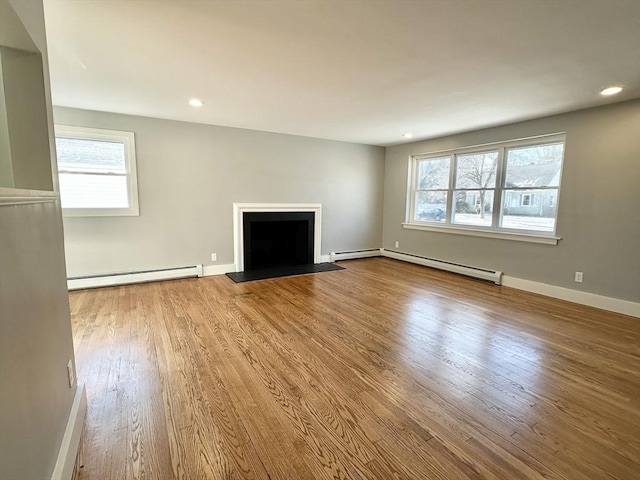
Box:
[413, 156, 450, 223]
[55, 125, 139, 216]
[520, 194, 532, 206]
[452, 151, 498, 228]
[407, 134, 565, 239]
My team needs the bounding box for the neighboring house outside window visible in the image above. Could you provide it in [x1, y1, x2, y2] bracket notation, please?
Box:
[407, 134, 565, 239]
[55, 125, 139, 216]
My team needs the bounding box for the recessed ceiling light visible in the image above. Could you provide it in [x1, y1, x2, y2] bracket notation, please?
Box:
[403, 133, 413, 138]
[188, 98, 204, 107]
[600, 86, 623, 96]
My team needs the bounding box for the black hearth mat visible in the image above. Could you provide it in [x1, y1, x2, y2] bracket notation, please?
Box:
[226, 263, 345, 283]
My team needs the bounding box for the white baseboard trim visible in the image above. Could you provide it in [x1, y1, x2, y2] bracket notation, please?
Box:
[51, 384, 86, 480]
[330, 249, 383, 262]
[202, 263, 236, 276]
[68, 265, 203, 290]
[65, 256, 638, 317]
[501, 276, 640, 318]
[69, 258, 339, 287]
[380, 249, 637, 317]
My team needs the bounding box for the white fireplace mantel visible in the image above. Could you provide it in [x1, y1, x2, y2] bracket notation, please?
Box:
[232, 203, 322, 272]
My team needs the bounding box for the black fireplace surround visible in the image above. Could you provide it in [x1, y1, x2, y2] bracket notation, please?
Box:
[243, 211, 315, 270]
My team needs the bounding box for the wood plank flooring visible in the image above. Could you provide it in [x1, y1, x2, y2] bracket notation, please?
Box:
[69, 258, 640, 479]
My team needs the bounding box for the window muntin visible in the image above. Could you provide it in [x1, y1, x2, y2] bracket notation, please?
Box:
[55, 125, 139, 216]
[408, 135, 565, 236]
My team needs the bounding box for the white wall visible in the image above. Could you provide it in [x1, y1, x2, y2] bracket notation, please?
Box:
[382, 100, 640, 303]
[54, 107, 385, 277]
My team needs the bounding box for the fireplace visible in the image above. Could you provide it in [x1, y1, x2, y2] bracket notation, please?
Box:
[229, 203, 344, 283]
[243, 211, 314, 270]
[232, 203, 323, 272]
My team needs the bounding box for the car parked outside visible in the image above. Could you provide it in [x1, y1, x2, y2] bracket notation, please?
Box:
[417, 207, 445, 222]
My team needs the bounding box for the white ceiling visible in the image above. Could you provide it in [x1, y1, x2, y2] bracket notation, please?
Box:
[43, 0, 640, 147]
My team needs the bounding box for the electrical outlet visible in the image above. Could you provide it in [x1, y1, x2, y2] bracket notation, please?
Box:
[67, 359, 75, 388]
[574, 271, 583, 283]
[395, 241, 399, 248]
[210, 253, 217, 262]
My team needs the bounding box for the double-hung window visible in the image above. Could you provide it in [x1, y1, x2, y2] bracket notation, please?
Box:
[55, 125, 139, 216]
[407, 134, 565, 241]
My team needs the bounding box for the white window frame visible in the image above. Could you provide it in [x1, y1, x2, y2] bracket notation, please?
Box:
[520, 193, 532, 207]
[405, 133, 565, 245]
[55, 125, 139, 217]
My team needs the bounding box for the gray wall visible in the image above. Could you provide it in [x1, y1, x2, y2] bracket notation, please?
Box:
[0, 0, 77, 478]
[54, 107, 385, 277]
[0, 46, 52, 191]
[0, 202, 76, 479]
[0, 52, 12, 187]
[383, 100, 640, 303]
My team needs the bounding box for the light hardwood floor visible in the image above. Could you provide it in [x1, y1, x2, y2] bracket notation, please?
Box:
[69, 258, 640, 479]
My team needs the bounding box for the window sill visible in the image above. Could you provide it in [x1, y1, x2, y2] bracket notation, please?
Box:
[402, 222, 560, 245]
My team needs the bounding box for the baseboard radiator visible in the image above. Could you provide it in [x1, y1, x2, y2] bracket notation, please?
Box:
[67, 264, 204, 291]
[382, 249, 502, 285]
[330, 248, 383, 262]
